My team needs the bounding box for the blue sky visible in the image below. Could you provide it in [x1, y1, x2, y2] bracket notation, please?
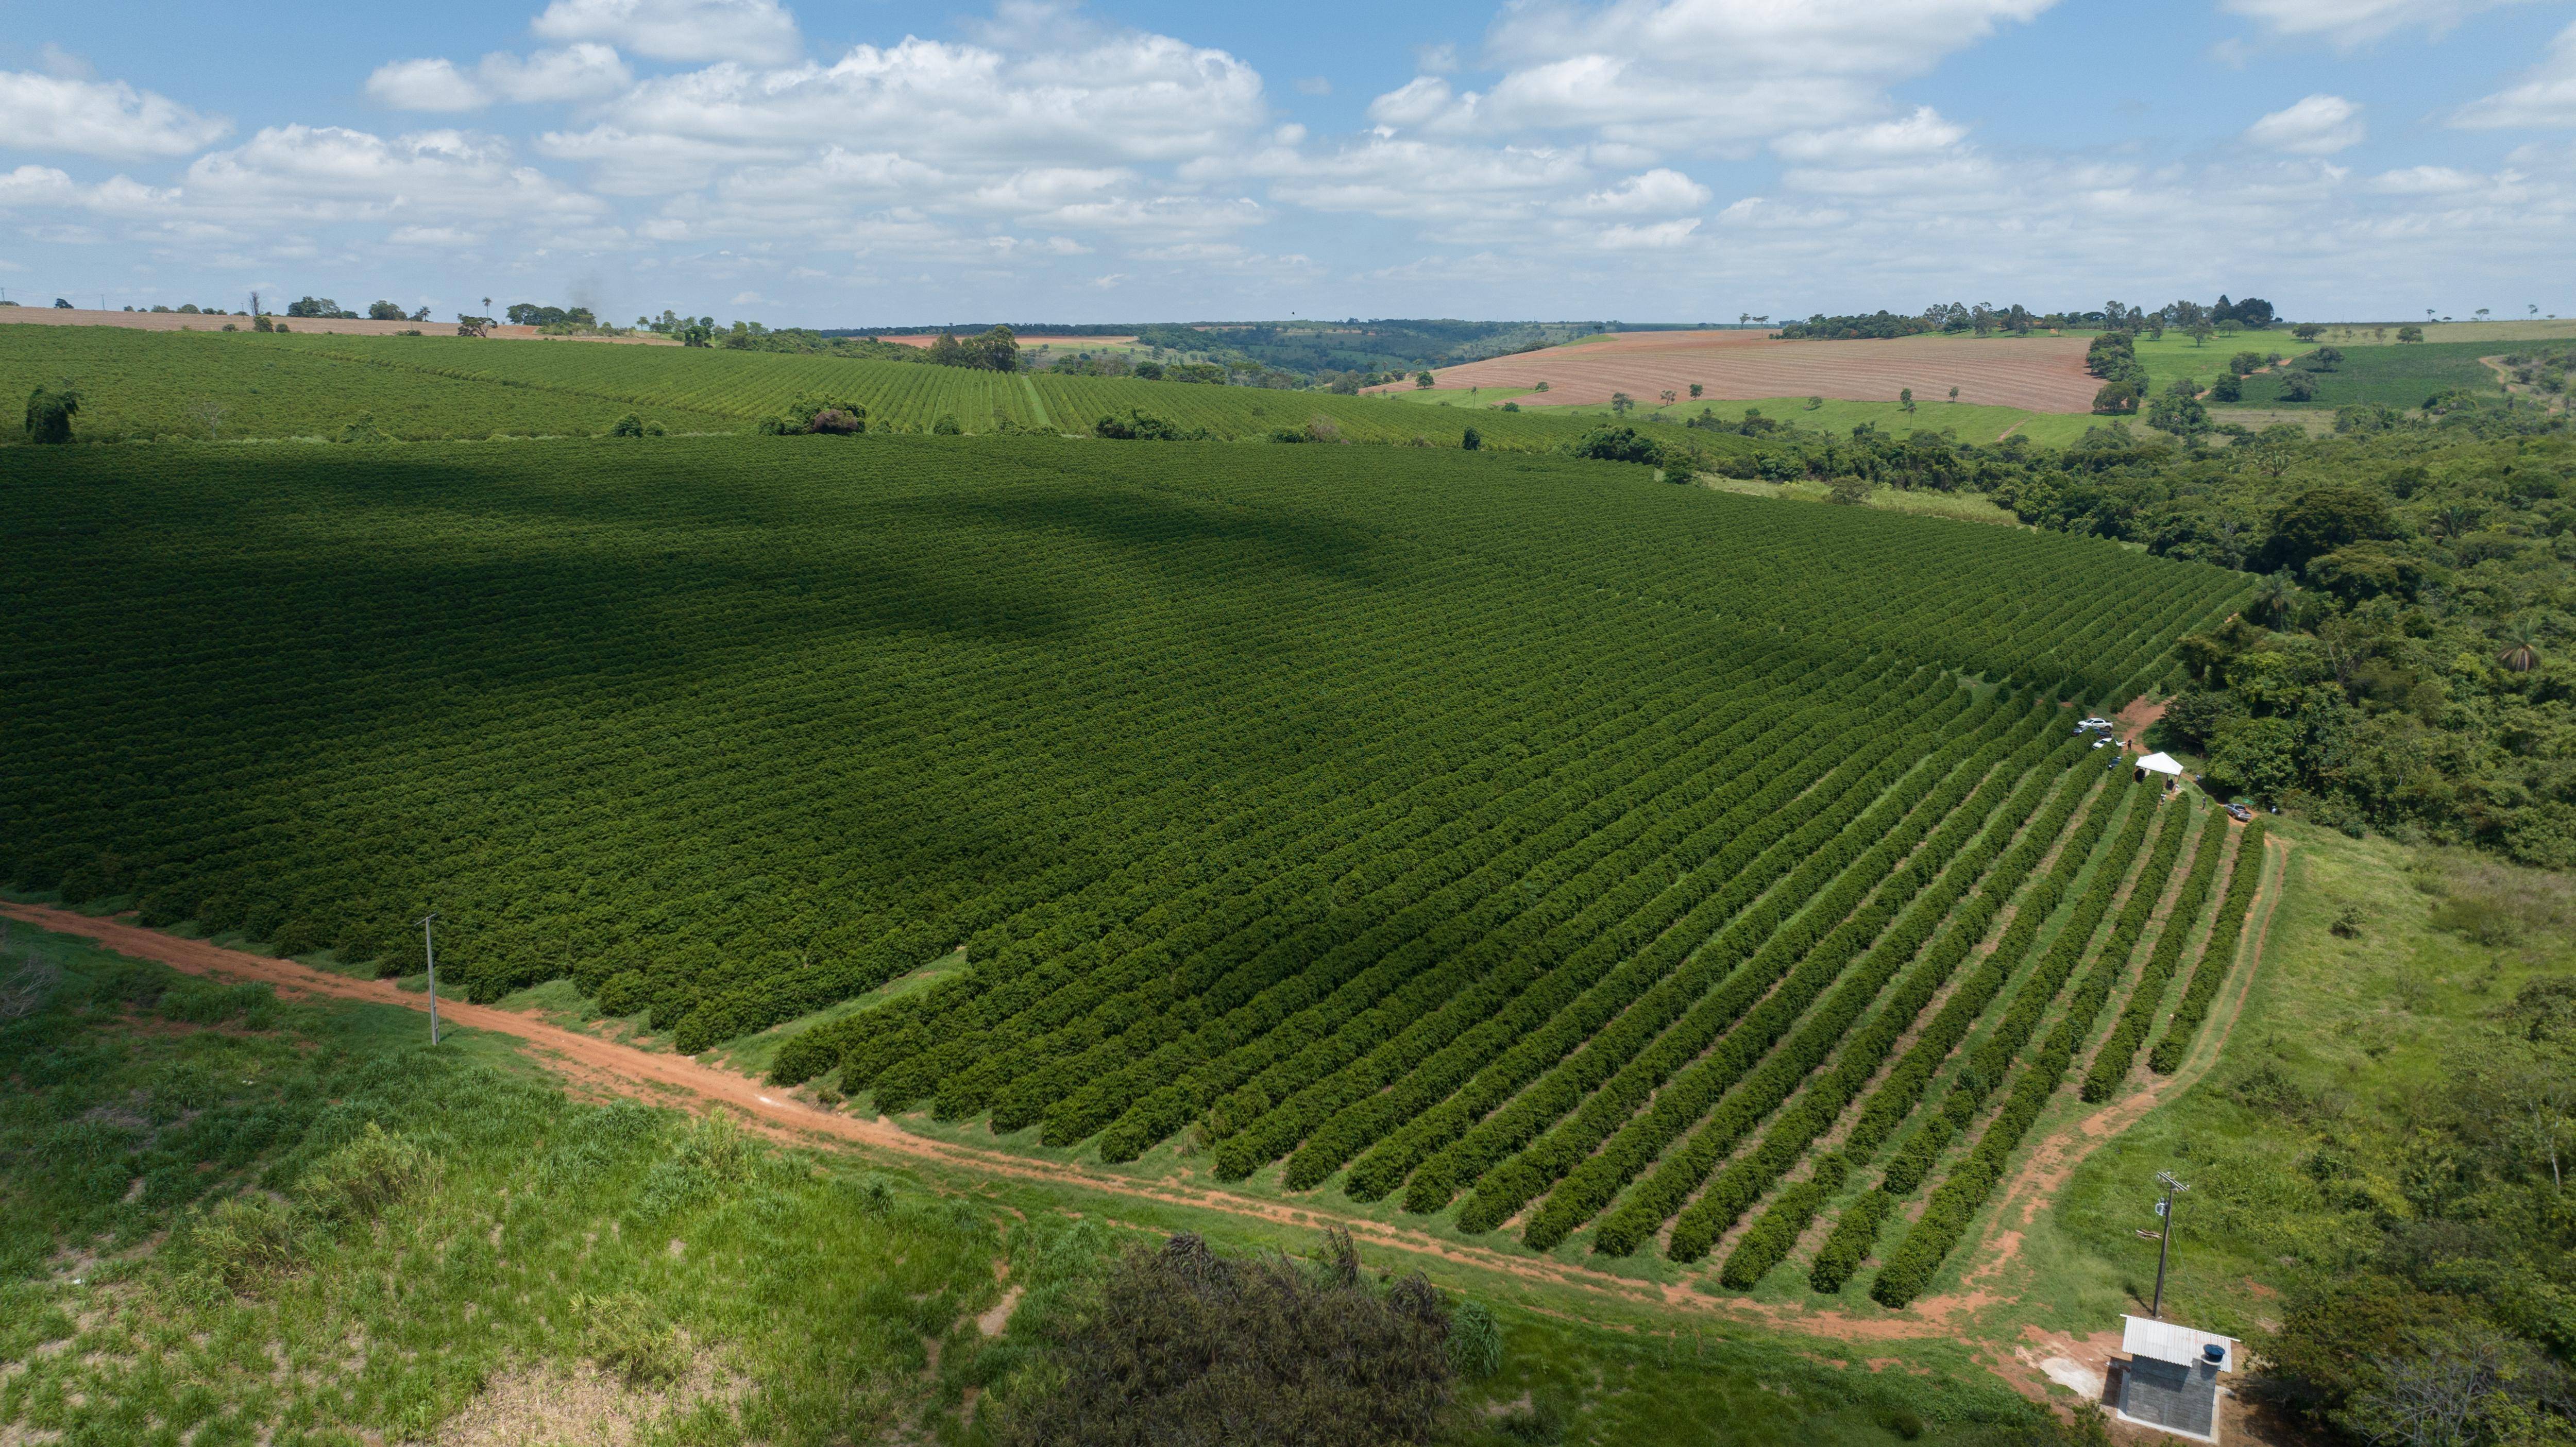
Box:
[3, 0, 2572, 327]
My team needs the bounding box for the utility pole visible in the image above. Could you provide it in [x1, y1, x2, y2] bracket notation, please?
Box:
[420, 910, 442, 1046]
[2150, 1170, 2190, 1318]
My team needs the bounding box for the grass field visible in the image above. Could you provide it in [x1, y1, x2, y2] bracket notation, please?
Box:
[0, 325, 1624, 449]
[2230, 339, 2510, 408]
[2130, 331, 2317, 398]
[1, 922, 2081, 1446]
[2311, 318, 2576, 345]
[1411, 390, 2104, 447]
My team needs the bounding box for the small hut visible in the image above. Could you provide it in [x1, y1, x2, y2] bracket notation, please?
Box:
[2111, 1314, 2235, 1440]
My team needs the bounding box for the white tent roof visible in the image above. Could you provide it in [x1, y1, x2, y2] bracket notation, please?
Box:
[2124, 1315, 2236, 1372]
[2135, 752, 2185, 776]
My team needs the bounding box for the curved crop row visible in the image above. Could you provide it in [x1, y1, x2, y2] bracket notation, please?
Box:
[2080, 809, 2229, 1101]
[1797, 769, 2127, 1293]
[1869, 800, 2196, 1307]
[1595, 727, 2074, 1258]
[2148, 822, 2267, 1073]
[1498, 703, 2046, 1249]
[1431, 696, 2019, 1233]
[1671, 756, 2089, 1267]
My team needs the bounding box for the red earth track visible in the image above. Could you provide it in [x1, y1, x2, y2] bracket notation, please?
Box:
[1370, 329, 2102, 413]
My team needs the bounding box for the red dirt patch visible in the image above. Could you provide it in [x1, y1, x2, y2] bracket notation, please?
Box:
[1366, 330, 2101, 413]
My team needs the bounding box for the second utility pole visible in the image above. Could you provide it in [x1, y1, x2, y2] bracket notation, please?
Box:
[420, 910, 442, 1046]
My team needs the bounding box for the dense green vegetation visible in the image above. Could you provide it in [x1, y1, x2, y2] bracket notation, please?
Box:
[1977, 415, 2576, 862]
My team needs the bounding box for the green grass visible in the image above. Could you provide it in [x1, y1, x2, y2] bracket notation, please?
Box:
[2312, 319, 2576, 345]
[2131, 331, 2316, 398]
[2230, 339, 2509, 410]
[0, 922, 2083, 1446]
[1699, 474, 2026, 526]
[0, 325, 1618, 449]
[1391, 390, 2101, 447]
[0, 326, 737, 442]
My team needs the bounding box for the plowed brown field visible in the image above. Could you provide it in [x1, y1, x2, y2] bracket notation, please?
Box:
[1373, 329, 2101, 413]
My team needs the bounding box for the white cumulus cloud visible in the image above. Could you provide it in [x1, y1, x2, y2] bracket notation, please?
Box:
[532, 0, 804, 64]
[2221, 0, 2534, 48]
[2245, 94, 2366, 154]
[0, 71, 231, 159]
[370, 45, 635, 112]
[2453, 21, 2576, 127]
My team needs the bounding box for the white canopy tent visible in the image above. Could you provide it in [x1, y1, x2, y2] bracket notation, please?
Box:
[2134, 752, 2185, 777]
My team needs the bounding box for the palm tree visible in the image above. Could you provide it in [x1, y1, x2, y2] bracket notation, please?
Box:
[2499, 619, 2541, 673]
[2433, 504, 2481, 539]
[2251, 570, 2296, 626]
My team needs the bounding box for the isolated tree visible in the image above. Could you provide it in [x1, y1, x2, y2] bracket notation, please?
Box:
[2499, 619, 2542, 674]
[1533, 380, 1550, 393]
[24, 384, 77, 444]
[2279, 371, 2319, 402]
[1899, 387, 1916, 412]
[2292, 323, 2324, 342]
[191, 398, 226, 440]
[1609, 391, 1634, 415]
[1658, 389, 1676, 406]
[2310, 346, 2346, 371]
[367, 300, 405, 320]
[2476, 308, 2490, 322]
[1413, 370, 1434, 389]
[2398, 326, 2425, 343]
[2189, 320, 2216, 346]
[1947, 385, 1960, 403]
[1689, 382, 1703, 398]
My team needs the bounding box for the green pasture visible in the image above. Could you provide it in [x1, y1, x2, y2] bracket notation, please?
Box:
[2131, 331, 2316, 397]
[1398, 389, 2101, 448]
[2229, 339, 2510, 409]
[0, 325, 1631, 449]
[2311, 318, 2576, 345]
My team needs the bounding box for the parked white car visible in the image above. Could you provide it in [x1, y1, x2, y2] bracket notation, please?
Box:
[2076, 717, 2115, 731]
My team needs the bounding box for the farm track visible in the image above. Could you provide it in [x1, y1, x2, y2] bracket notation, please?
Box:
[0, 891, 2263, 1347]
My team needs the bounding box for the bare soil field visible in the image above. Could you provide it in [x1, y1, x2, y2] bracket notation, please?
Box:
[0, 308, 677, 344]
[1370, 329, 2102, 413]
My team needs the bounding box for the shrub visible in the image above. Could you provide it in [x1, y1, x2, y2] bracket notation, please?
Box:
[932, 414, 963, 436]
[1094, 408, 1185, 440]
[24, 385, 79, 444]
[2092, 380, 2140, 415]
[295, 1122, 431, 1224]
[994, 1229, 1452, 1447]
[576, 1291, 690, 1385]
[173, 1195, 304, 1300]
[606, 413, 666, 438]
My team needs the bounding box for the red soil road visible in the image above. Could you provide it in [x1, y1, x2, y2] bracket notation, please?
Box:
[1368, 329, 2102, 413]
[0, 899, 1987, 1343]
[0, 308, 678, 344]
[0, 848, 2282, 1357]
